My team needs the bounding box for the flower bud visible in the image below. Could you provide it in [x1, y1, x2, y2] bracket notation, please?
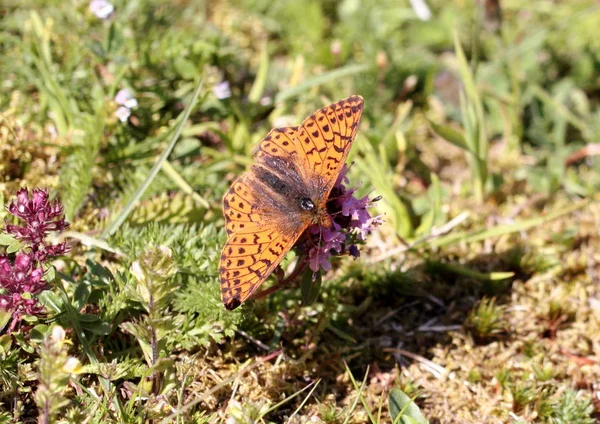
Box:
[62, 357, 83, 374]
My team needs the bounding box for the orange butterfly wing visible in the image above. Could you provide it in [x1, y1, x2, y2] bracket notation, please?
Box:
[297, 95, 364, 201]
[220, 96, 364, 310]
[220, 127, 310, 310]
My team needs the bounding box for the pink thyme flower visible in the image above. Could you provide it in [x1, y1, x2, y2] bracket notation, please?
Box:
[213, 81, 232, 100]
[5, 188, 70, 262]
[0, 253, 46, 319]
[308, 223, 346, 272]
[303, 165, 382, 272]
[1, 188, 70, 331]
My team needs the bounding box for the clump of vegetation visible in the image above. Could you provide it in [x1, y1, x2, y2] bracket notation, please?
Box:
[465, 297, 507, 343]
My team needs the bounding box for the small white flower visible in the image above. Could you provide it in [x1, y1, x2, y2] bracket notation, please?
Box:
[259, 96, 272, 106]
[115, 106, 131, 122]
[115, 89, 138, 109]
[158, 246, 172, 258]
[130, 260, 144, 282]
[409, 0, 432, 21]
[51, 325, 66, 344]
[62, 357, 83, 374]
[89, 0, 114, 19]
[213, 81, 231, 100]
[330, 39, 342, 56]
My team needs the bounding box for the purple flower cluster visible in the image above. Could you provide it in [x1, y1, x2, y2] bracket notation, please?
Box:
[5, 189, 70, 262]
[0, 253, 45, 319]
[1, 189, 70, 331]
[305, 165, 382, 273]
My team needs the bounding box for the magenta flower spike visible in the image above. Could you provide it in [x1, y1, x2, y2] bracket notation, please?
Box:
[303, 165, 382, 273]
[0, 253, 46, 317]
[5, 189, 70, 262]
[1, 188, 70, 331]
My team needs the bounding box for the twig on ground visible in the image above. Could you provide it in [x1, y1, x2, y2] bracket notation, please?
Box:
[384, 348, 448, 379]
[370, 212, 470, 263]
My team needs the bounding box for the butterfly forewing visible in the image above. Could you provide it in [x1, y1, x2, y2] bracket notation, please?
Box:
[220, 95, 364, 310]
[297, 95, 364, 202]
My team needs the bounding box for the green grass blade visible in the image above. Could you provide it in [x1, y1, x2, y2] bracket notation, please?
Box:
[286, 379, 321, 423]
[454, 30, 486, 154]
[102, 78, 204, 238]
[160, 160, 210, 209]
[430, 199, 590, 248]
[356, 140, 413, 238]
[343, 362, 376, 424]
[530, 84, 589, 136]
[428, 120, 468, 151]
[275, 63, 370, 103]
[429, 261, 514, 281]
[259, 379, 319, 418]
[248, 44, 270, 103]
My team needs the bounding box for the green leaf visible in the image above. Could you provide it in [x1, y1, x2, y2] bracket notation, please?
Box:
[389, 388, 429, 424]
[80, 320, 112, 336]
[248, 44, 270, 103]
[0, 310, 11, 333]
[78, 313, 100, 322]
[301, 268, 322, 305]
[173, 57, 197, 79]
[45, 266, 56, 282]
[13, 332, 34, 353]
[6, 241, 22, 254]
[74, 281, 91, 307]
[0, 233, 17, 246]
[0, 334, 12, 353]
[38, 290, 64, 313]
[428, 120, 468, 151]
[453, 30, 483, 127]
[30, 324, 49, 343]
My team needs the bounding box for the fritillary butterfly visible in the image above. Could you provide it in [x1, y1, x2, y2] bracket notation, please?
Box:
[219, 95, 364, 310]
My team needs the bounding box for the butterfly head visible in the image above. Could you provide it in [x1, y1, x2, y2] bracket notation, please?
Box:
[298, 196, 332, 228]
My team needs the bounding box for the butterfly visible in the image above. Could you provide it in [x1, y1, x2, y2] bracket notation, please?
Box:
[219, 95, 364, 310]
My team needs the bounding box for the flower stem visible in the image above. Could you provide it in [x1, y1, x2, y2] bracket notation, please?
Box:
[251, 259, 309, 300]
[149, 294, 161, 396]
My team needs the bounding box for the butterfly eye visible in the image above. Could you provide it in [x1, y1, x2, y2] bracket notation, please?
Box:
[299, 197, 315, 211]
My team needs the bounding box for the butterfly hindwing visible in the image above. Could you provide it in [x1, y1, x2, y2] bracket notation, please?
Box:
[220, 175, 309, 310]
[220, 228, 300, 310]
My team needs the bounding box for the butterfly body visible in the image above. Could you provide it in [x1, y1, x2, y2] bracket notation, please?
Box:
[220, 96, 364, 310]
